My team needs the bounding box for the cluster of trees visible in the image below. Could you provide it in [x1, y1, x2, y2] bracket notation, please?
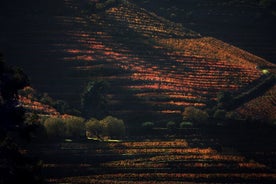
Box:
[86, 116, 125, 139]
[40, 115, 125, 140]
[182, 105, 244, 126]
[140, 120, 192, 135]
[181, 103, 275, 127]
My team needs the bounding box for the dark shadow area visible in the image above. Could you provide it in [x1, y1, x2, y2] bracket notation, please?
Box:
[201, 124, 276, 170]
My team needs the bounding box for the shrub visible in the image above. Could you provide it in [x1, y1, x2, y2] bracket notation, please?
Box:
[141, 121, 155, 133]
[85, 118, 103, 138]
[64, 116, 85, 139]
[44, 117, 65, 139]
[182, 107, 209, 124]
[100, 116, 125, 138]
[180, 121, 193, 128]
[142, 121, 154, 128]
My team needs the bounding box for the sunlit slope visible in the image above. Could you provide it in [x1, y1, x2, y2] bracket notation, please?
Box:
[61, 0, 274, 119]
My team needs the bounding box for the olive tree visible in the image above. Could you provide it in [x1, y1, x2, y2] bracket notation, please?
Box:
[182, 106, 209, 125]
[85, 118, 103, 139]
[63, 116, 85, 139]
[44, 117, 65, 139]
[100, 116, 125, 138]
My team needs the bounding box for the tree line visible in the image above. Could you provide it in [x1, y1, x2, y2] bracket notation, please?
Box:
[40, 115, 125, 141]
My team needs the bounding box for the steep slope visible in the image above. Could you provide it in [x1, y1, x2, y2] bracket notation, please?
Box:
[1, 0, 275, 123]
[133, 0, 276, 65]
[236, 85, 276, 121]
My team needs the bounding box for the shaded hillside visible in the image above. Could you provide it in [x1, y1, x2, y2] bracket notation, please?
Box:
[236, 84, 276, 121]
[134, 0, 276, 64]
[0, 0, 275, 123]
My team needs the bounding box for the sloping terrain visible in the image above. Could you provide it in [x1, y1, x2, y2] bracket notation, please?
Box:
[28, 136, 276, 183]
[237, 85, 276, 121]
[134, 0, 276, 65]
[0, 0, 275, 123]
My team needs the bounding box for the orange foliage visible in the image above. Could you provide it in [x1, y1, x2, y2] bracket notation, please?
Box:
[18, 96, 59, 116]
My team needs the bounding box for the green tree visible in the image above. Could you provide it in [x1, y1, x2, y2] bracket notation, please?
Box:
[100, 116, 125, 138]
[44, 117, 65, 139]
[142, 121, 154, 128]
[64, 116, 85, 139]
[85, 118, 103, 139]
[81, 80, 109, 119]
[182, 106, 209, 125]
[180, 121, 193, 128]
[141, 121, 155, 134]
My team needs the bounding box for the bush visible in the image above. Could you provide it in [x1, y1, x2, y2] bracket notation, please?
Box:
[180, 121, 193, 128]
[182, 107, 209, 124]
[100, 116, 125, 138]
[141, 121, 155, 134]
[142, 121, 154, 128]
[85, 118, 103, 138]
[64, 116, 85, 139]
[44, 117, 65, 139]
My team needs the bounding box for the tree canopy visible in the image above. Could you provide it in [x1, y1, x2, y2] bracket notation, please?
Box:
[81, 80, 109, 119]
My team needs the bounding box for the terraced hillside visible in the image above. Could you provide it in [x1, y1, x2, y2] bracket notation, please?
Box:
[1, 0, 275, 123]
[134, 0, 276, 65]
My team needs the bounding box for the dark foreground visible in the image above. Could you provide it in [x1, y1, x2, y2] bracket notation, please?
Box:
[23, 126, 276, 183]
